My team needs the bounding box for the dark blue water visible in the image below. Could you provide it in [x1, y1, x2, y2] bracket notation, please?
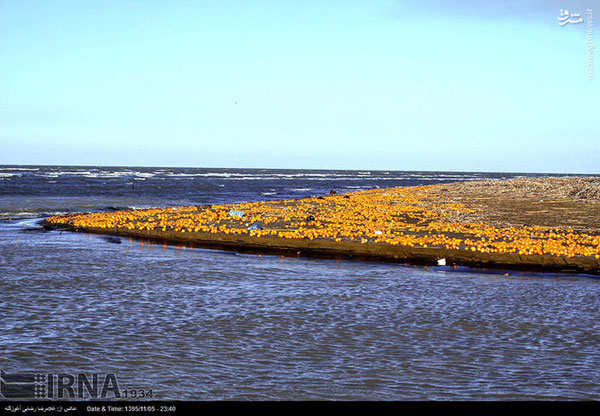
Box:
[0, 166, 523, 219]
[1, 166, 599, 400]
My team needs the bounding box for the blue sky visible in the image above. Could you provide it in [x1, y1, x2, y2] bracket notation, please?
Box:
[1, 0, 598, 172]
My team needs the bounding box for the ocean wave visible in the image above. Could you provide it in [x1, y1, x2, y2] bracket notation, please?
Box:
[0, 167, 39, 171]
[33, 169, 162, 179]
[0, 211, 69, 220]
[134, 172, 155, 178]
[162, 172, 380, 180]
[16, 168, 493, 183]
[163, 174, 420, 181]
[81, 171, 132, 178]
[2, 167, 493, 188]
[55, 170, 95, 175]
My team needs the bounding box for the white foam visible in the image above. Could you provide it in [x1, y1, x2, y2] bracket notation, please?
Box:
[81, 171, 130, 178]
[162, 172, 363, 180]
[0, 211, 68, 219]
[57, 170, 94, 176]
[0, 167, 39, 171]
[134, 172, 155, 178]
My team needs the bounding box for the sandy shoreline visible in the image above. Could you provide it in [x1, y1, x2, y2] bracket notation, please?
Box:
[45, 177, 600, 275]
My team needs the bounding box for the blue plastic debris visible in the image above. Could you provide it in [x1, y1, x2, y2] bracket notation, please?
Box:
[248, 223, 263, 231]
[228, 210, 245, 218]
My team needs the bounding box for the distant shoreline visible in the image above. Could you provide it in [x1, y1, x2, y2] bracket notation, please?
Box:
[44, 177, 600, 275]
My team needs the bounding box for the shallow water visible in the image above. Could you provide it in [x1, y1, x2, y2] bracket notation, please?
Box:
[1, 166, 599, 400]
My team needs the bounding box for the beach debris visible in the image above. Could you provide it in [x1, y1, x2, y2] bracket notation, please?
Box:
[374, 230, 383, 235]
[228, 210, 245, 218]
[306, 215, 315, 222]
[437, 258, 446, 266]
[330, 190, 337, 194]
[248, 223, 263, 231]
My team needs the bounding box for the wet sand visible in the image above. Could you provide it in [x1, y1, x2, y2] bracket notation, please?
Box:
[45, 177, 600, 275]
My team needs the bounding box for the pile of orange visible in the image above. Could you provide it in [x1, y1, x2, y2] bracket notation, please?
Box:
[47, 185, 600, 260]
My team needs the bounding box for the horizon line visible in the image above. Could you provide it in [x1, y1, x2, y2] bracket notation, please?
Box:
[0, 163, 597, 176]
